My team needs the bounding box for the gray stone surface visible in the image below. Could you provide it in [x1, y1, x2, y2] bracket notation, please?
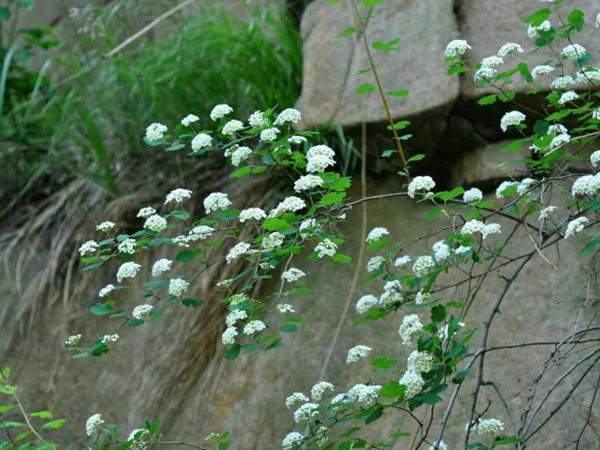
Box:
[296, 0, 460, 128]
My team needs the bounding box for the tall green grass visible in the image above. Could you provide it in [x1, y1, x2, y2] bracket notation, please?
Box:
[2, 3, 302, 201]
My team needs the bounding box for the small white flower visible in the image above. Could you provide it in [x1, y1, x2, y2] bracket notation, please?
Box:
[500, 111, 526, 132]
[152, 258, 172, 277]
[294, 174, 323, 192]
[531, 65, 555, 79]
[286, 393, 309, 409]
[366, 227, 389, 243]
[282, 431, 304, 449]
[356, 294, 378, 314]
[145, 123, 167, 142]
[132, 304, 153, 320]
[137, 206, 156, 218]
[347, 384, 381, 407]
[315, 239, 337, 258]
[293, 402, 319, 424]
[96, 221, 115, 232]
[99, 284, 115, 298]
[117, 238, 136, 255]
[517, 177, 536, 195]
[550, 133, 571, 150]
[221, 326, 238, 345]
[367, 256, 385, 273]
[497, 42, 523, 57]
[590, 150, 600, 168]
[226, 309, 247, 327]
[248, 110, 266, 127]
[399, 369, 425, 398]
[281, 268, 306, 283]
[463, 187, 483, 203]
[432, 240, 450, 261]
[527, 20, 551, 39]
[210, 104, 233, 121]
[559, 90, 578, 105]
[547, 124, 568, 135]
[168, 278, 189, 297]
[79, 240, 98, 256]
[226, 242, 251, 263]
[277, 303, 295, 313]
[288, 135, 307, 145]
[407, 176, 436, 199]
[551, 76, 575, 90]
[496, 180, 518, 198]
[299, 218, 319, 238]
[539, 206, 558, 221]
[455, 245, 471, 256]
[394, 255, 411, 267]
[414, 290, 430, 305]
[561, 43, 587, 60]
[474, 66, 496, 82]
[165, 188, 192, 204]
[445, 39, 471, 57]
[274, 108, 302, 126]
[221, 119, 244, 136]
[181, 114, 199, 127]
[399, 314, 423, 346]
[346, 345, 371, 364]
[239, 207, 266, 222]
[461, 219, 485, 235]
[85, 413, 104, 436]
[101, 334, 119, 344]
[243, 320, 266, 335]
[306, 154, 335, 173]
[565, 217, 589, 238]
[311, 381, 334, 401]
[260, 127, 280, 142]
[412, 255, 435, 277]
[482, 223, 502, 239]
[262, 232, 285, 251]
[468, 418, 505, 437]
[191, 133, 213, 151]
[144, 214, 167, 233]
[231, 146, 252, 166]
[204, 192, 232, 214]
[117, 262, 141, 283]
[572, 175, 600, 197]
[65, 334, 81, 346]
[481, 55, 504, 68]
[188, 225, 214, 241]
[269, 196, 306, 216]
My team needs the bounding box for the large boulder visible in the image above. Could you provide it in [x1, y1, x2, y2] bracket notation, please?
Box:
[460, 0, 600, 98]
[296, 0, 460, 128]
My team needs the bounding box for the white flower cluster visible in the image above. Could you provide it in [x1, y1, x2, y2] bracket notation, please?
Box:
[101, 334, 119, 344]
[306, 145, 336, 173]
[99, 284, 115, 297]
[226, 242, 251, 263]
[311, 381, 334, 401]
[269, 196, 307, 217]
[137, 206, 156, 218]
[282, 268, 306, 283]
[277, 303, 294, 313]
[394, 255, 411, 267]
[367, 255, 385, 273]
[408, 350, 433, 373]
[243, 320, 266, 335]
[463, 187, 482, 203]
[226, 309, 247, 327]
[248, 110, 266, 127]
[144, 214, 167, 233]
[315, 239, 337, 258]
[413, 255, 435, 277]
[231, 146, 252, 166]
[468, 418, 505, 436]
[145, 123, 167, 142]
[221, 119, 244, 136]
[210, 104, 233, 121]
[168, 278, 189, 297]
[221, 327, 238, 345]
[294, 174, 323, 192]
[496, 180, 518, 198]
[204, 192, 232, 214]
[293, 402, 319, 424]
[152, 258, 172, 277]
[65, 334, 81, 346]
[262, 232, 285, 251]
[181, 114, 199, 127]
[191, 133, 213, 151]
[444, 39, 471, 57]
[347, 384, 382, 407]
[288, 135, 307, 145]
[460, 220, 501, 239]
[96, 221, 115, 232]
[565, 217, 589, 238]
[274, 108, 302, 126]
[366, 227, 389, 242]
[356, 294, 378, 314]
[399, 368, 425, 398]
[286, 392, 309, 409]
[539, 205, 558, 221]
[591, 150, 600, 168]
[346, 344, 371, 364]
[407, 176, 435, 198]
[399, 314, 423, 346]
[571, 174, 600, 197]
[117, 262, 141, 282]
[165, 188, 192, 204]
[500, 110, 525, 132]
[380, 280, 403, 306]
[132, 304, 153, 320]
[86, 413, 104, 436]
[432, 240, 450, 262]
[561, 43, 587, 60]
[239, 207, 266, 222]
[282, 432, 304, 450]
[531, 64, 554, 79]
[497, 42, 523, 57]
[260, 127, 280, 142]
[551, 75, 575, 90]
[118, 238, 136, 255]
[527, 20, 551, 39]
[558, 90, 578, 105]
[79, 240, 98, 256]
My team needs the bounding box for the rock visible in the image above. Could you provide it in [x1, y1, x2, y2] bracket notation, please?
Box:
[460, 0, 600, 98]
[296, 0, 460, 128]
[451, 140, 529, 186]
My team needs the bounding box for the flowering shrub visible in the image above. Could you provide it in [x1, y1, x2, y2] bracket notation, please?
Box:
[4, 1, 600, 449]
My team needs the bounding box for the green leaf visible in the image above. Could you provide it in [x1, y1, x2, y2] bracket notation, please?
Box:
[280, 324, 298, 333]
[431, 305, 446, 323]
[387, 120, 410, 131]
[523, 8, 551, 26]
[499, 139, 526, 153]
[364, 404, 384, 424]
[169, 210, 190, 220]
[362, 0, 385, 6]
[379, 381, 406, 399]
[492, 436, 520, 447]
[41, 419, 65, 430]
[478, 94, 497, 106]
[182, 298, 204, 308]
[356, 83, 376, 96]
[387, 89, 409, 97]
[89, 302, 114, 316]
[517, 63, 533, 83]
[224, 344, 240, 360]
[372, 357, 397, 369]
[452, 367, 471, 384]
[407, 153, 425, 163]
[0, 8, 10, 21]
[30, 411, 53, 419]
[0, 405, 14, 414]
[338, 26, 356, 38]
[332, 253, 352, 264]
[372, 38, 400, 53]
[381, 149, 396, 158]
[0, 421, 24, 429]
[176, 249, 200, 263]
[567, 9, 585, 31]
[319, 192, 346, 206]
[165, 143, 185, 152]
[263, 218, 293, 232]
